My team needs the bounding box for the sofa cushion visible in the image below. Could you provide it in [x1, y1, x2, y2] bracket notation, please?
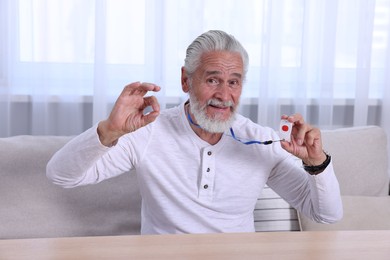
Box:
[299, 196, 390, 231]
[322, 126, 389, 196]
[0, 136, 141, 239]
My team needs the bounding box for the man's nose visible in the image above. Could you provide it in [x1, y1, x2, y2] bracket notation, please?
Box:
[215, 82, 231, 100]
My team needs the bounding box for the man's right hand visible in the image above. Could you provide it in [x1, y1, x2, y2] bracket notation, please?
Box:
[97, 82, 161, 147]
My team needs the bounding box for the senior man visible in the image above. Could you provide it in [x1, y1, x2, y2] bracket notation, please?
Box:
[47, 30, 343, 234]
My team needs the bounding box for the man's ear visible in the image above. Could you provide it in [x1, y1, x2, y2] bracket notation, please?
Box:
[181, 67, 190, 93]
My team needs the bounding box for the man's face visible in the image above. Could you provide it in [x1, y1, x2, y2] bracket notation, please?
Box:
[182, 51, 244, 133]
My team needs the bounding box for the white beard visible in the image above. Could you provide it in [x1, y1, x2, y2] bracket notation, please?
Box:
[189, 94, 237, 133]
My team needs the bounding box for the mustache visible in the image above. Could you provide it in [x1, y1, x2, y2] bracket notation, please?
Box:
[207, 99, 234, 108]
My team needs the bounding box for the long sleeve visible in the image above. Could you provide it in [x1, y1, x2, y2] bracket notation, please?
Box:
[46, 125, 131, 188]
[267, 157, 343, 224]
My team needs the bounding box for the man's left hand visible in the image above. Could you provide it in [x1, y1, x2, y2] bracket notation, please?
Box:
[280, 114, 327, 166]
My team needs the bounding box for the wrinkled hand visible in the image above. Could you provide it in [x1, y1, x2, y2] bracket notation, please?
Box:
[98, 82, 161, 146]
[280, 114, 326, 166]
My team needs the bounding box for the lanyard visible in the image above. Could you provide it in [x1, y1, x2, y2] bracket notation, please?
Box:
[186, 110, 281, 145]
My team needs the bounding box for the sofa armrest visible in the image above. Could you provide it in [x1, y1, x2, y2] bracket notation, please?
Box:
[0, 135, 141, 239]
[299, 196, 390, 231]
[322, 126, 389, 196]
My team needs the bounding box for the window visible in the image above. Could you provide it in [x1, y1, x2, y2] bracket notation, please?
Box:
[9, 0, 390, 100]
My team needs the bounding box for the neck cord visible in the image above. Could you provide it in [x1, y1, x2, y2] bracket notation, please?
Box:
[186, 108, 281, 145]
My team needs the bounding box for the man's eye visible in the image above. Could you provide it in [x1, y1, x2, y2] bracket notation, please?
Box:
[229, 80, 240, 87]
[207, 78, 219, 85]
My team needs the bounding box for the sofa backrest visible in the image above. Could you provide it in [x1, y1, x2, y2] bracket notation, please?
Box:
[1, 126, 388, 238]
[322, 126, 389, 196]
[0, 135, 141, 239]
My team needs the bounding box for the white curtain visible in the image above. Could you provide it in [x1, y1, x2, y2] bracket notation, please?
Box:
[1, 0, 390, 138]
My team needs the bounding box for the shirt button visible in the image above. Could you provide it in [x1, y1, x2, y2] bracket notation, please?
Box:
[206, 168, 210, 172]
[207, 151, 212, 156]
[203, 184, 209, 189]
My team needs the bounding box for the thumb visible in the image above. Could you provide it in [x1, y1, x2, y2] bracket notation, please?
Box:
[142, 111, 160, 126]
[280, 140, 293, 153]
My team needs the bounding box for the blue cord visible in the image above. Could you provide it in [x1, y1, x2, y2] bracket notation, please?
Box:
[186, 110, 281, 145]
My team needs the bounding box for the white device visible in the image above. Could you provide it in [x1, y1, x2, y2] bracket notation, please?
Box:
[279, 119, 293, 142]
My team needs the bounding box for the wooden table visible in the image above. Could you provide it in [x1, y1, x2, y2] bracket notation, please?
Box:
[1, 230, 389, 259]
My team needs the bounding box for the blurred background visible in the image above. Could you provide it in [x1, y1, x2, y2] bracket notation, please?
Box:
[1, 0, 389, 138]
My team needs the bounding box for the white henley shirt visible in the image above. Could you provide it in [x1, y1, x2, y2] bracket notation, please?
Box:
[47, 102, 343, 234]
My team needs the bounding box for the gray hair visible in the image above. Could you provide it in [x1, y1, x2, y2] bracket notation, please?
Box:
[184, 30, 249, 79]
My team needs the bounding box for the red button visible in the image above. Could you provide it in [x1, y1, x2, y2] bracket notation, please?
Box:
[282, 125, 289, 132]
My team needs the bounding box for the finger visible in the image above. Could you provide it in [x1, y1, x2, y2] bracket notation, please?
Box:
[281, 114, 304, 143]
[143, 96, 160, 113]
[118, 82, 140, 97]
[133, 82, 161, 96]
[280, 138, 303, 156]
[280, 140, 292, 153]
[305, 128, 323, 151]
[142, 110, 160, 125]
[283, 113, 304, 124]
[280, 114, 289, 120]
[285, 114, 309, 146]
[139, 82, 161, 93]
[122, 82, 161, 96]
[296, 123, 313, 145]
[304, 128, 317, 146]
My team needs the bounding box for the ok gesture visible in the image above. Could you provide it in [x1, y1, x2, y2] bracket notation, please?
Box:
[98, 82, 161, 146]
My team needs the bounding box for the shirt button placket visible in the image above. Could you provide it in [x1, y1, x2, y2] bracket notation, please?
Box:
[199, 149, 215, 199]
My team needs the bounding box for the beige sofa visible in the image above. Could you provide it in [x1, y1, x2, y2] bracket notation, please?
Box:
[0, 126, 389, 239]
[300, 126, 390, 231]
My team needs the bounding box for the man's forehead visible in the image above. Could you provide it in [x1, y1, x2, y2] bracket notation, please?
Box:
[205, 70, 242, 78]
[195, 51, 244, 78]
